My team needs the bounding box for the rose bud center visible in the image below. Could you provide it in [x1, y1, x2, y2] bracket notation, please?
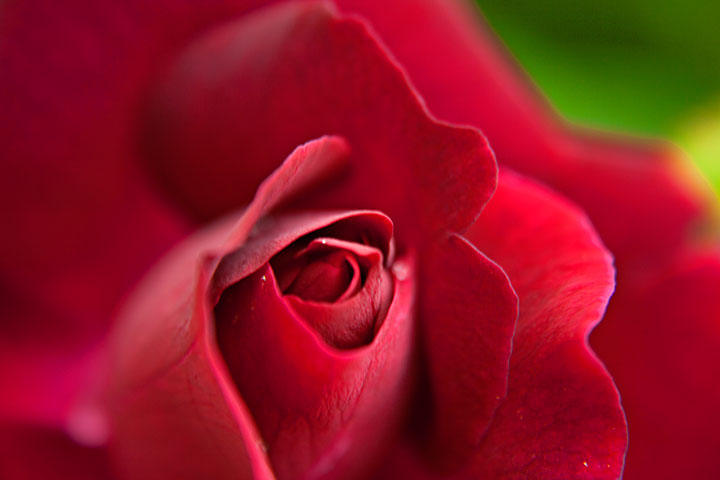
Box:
[211, 212, 413, 480]
[275, 243, 361, 303]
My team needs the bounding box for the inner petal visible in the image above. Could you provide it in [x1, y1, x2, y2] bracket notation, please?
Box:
[285, 250, 356, 303]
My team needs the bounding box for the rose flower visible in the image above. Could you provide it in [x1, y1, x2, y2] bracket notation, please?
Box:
[0, 1, 718, 480]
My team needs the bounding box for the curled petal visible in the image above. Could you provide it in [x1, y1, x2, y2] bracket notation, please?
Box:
[216, 255, 416, 480]
[144, 0, 496, 242]
[463, 169, 624, 479]
[334, 0, 715, 268]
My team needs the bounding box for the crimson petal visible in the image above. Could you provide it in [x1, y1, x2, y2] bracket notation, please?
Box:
[463, 170, 624, 479]
[143, 0, 496, 243]
[418, 234, 518, 472]
[216, 255, 415, 480]
[592, 249, 720, 479]
[333, 0, 715, 269]
[105, 136, 356, 479]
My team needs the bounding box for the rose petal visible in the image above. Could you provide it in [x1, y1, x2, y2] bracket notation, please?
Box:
[591, 249, 720, 479]
[416, 234, 518, 472]
[106, 238, 273, 480]
[285, 245, 393, 348]
[144, 0, 496, 242]
[463, 169, 624, 478]
[283, 250, 354, 302]
[212, 211, 394, 301]
[333, 0, 715, 269]
[0, 0, 259, 424]
[105, 135, 357, 479]
[216, 255, 415, 480]
[0, 423, 113, 480]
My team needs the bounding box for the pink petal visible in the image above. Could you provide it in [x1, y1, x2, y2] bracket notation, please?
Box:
[144, 0, 496, 242]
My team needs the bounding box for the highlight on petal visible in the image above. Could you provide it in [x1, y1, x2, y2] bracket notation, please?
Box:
[461, 169, 624, 479]
[143, 0, 496, 242]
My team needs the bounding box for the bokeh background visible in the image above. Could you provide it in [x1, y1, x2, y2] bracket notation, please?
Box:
[476, 0, 720, 194]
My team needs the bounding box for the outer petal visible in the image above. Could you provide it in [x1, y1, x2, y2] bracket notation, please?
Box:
[591, 249, 720, 479]
[416, 234, 518, 472]
[333, 0, 715, 269]
[0, 424, 113, 480]
[374, 170, 623, 479]
[143, 0, 496, 242]
[373, 170, 624, 479]
[461, 170, 624, 478]
[0, 0, 251, 424]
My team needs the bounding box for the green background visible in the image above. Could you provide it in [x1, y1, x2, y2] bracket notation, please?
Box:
[477, 0, 720, 193]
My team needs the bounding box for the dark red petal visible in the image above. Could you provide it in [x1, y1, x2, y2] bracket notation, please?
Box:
[106, 135, 357, 479]
[0, 424, 113, 480]
[284, 250, 353, 302]
[334, 0, 714, 270]
[460, 170, 624, 479]
[591, 249, 720, 480]
[105, 222, 273, 480]
[212, 211, 394, 301]
[0, 0, 259, 423]
[216, 255, 415, 480]
[144, 0, 496, 242]
[417, 234, 518, 471]
[222, 135, 350, 248]
[286, 250, 393, 348]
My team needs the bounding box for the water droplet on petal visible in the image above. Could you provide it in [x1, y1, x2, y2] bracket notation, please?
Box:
[257, 440, 268, 453]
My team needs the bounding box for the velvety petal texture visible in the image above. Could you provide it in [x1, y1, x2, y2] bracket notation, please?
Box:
[374, 170, 623, 480]
[7, 0, 714, 479]
[0, 424, 112, 480]
[327, 1, 720, 476]
[104, 132, 417, 480]
[104, 137, 353, 480]
[417, 234, 518, 471]
[143, 0, 496, 242]
[333, 0, 716, 268]
[592, 249, 720, 479]
[463, 170, 624, 479]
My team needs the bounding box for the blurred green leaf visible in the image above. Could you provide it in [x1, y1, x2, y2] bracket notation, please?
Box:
[476, 0, 720, 192]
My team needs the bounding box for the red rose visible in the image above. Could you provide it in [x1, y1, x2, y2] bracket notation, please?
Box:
[1, 1, 718, 480]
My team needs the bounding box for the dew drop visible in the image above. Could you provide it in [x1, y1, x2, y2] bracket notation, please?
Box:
[583, 461, 589, 468]
[261, 274, 267, 282]
[257, 440, 268, 453]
